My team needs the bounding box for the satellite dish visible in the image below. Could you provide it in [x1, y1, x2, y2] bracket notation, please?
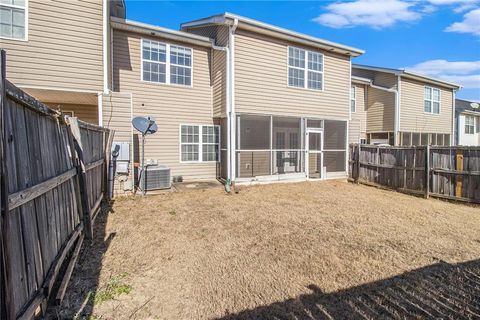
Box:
[132, 116, 158, 135]
[471, 102, 479, 109]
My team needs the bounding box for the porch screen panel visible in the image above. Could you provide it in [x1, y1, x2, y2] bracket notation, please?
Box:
[236, 115, 271, 177]
[323, 120, 347, 174]
[272, 117, 303, 174]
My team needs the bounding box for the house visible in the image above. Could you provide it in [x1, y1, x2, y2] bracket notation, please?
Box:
[351, 65, 461, 146]
[0, 0, 109, 124]
[456, 99, 480, 146]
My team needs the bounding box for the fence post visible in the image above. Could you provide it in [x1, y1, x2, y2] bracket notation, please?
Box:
[425, 145, 430, 199]
[0, 49, 12, 320]
[455, 149, 464, 198]
[68, 118, 93, 240]
[355, 144, 360, 183]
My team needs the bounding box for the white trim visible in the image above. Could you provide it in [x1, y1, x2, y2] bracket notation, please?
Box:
[229, 19, 238, 182]
[179, 124, 220, 163]
[97, 92, 103, 126]
[423, 85, 441, 115]
[305, 128, 324, 180]
[397, 75, 401, 138]
[180, 12, 365, 56]
[287, 45, 324, 92]
[102, 0, 108, 93]
[140, 38, 193, 88]
[0, 0, 28, 41]
[17, 85, 99, 94]
[452, 89, 456, 145]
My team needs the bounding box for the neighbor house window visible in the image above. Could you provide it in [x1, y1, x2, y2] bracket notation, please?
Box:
[288, 46, 323, 90]
[424, 86, 440, 114]
[351, 86, 356, 112]
[465, 115, 475, 134]
[180, 125, 219, 162]
[142, 39, 192, 86]
[0, 0, 26, 40]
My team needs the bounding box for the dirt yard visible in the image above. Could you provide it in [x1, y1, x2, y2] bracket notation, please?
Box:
[50, 181, 480, 319]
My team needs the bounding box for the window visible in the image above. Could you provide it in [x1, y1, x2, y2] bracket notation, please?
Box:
[288, 46, 323, 90]
[142, 39, 192, 86]
[0, 0, 26, 40]
[351, 86, 356, 112]
[465, 115, 475, 134]
[180, 125, 219, 162]
[424, 86, 440, 114]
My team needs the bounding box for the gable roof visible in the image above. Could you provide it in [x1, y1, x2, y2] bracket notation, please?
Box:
[353, 64, 461, 90]
[456, 98, 480, 114]
[111, 17, 213, 47]
[181, 13, 365, 57]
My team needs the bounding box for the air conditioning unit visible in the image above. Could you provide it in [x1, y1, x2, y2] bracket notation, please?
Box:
[140, 165, 171, 191]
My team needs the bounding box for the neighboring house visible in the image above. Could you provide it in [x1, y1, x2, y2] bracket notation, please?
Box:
[352, 65, 461, 146]
[456, 99, 480, 146]
[0, 0, 109, 124]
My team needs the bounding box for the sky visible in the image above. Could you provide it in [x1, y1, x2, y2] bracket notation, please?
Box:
[124, 0, 480, 101]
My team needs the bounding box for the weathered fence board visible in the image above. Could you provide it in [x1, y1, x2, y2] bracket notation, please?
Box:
[349, 144, 480, 203]
[0, 50, 113, 319]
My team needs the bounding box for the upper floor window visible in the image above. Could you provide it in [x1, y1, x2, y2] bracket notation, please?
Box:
[351, 85, 356, 112]
[0, 0, 26, 40]
[142, 39, 192, 86]
[288, 46, 323, 91]
[424, 86, 440, 114]
[465, 115, 475, 134]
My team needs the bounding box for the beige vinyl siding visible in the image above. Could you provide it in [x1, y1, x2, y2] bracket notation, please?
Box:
[400, 77, 453, 134]
[350, 84, 367, 143]
[352, 68, 397, 89]
[1, 0, 103, 92]
[112, 30, 215, 181]
[45, 103, 98, 124]
[366, 86, 395, 132]
[102, 92, 132, 142]
[185, 25, 229, 117]
[234, 30, 350, 119]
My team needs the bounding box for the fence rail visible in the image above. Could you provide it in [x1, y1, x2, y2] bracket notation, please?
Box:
[349, 144, 480, 204]
[0, 51, 113, 319]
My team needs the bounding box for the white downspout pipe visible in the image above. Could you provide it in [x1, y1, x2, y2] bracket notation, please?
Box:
[397, 75, 401, 146]
[229, 18, 239, 185]
[368, 82, 398, 145]
[452, 89, 456, 146]
[211, 43, 231, 185]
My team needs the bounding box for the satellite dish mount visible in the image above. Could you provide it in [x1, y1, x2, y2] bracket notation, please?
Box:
[132, 116, 158, 195]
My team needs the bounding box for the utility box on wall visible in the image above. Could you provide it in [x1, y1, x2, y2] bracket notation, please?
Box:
[111, 142, 130, 174]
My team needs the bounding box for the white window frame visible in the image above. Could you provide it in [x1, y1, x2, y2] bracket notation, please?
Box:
[179, 124, 220, 163]
[0, 0, 28, 41]
[351, 85, 356, 113]
[141, 38, 193, 87]
[465, 115, 475, 135]
[287, 46, 324, 91]
[424, 86, 441, 115]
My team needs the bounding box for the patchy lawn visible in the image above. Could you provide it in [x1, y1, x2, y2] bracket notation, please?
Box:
[50, 181, 480, 319]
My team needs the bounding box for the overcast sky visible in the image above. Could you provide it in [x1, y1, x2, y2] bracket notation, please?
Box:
[125, 0, 480, 101]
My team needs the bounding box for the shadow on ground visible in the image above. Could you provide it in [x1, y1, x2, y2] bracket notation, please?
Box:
[45, 201, 115, 319]
[218, 259, 480, 320]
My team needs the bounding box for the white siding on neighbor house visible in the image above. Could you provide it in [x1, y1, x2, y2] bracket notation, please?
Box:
[2, 0, 104, 92]
[112, 29, 216, 181]
[350, 84, 367, 143]
[234, 30, 351, 119]
[400, 77, 453, 134]
[458, 113, 480, 146]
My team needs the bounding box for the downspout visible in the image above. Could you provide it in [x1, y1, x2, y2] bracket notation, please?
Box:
[368, 82, 398, 146]
[452, 89, 456, 146]
[397, 75, 401, 146]
[229, 18, 239, 186]
[211, 42, 231, 189]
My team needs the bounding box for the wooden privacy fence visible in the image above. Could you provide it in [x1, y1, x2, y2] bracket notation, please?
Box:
[348, 144, 480, 203]
[0, 51, 113, 319]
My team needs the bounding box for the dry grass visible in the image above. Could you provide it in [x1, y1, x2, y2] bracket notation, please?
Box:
[52, 180, 480, 319]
